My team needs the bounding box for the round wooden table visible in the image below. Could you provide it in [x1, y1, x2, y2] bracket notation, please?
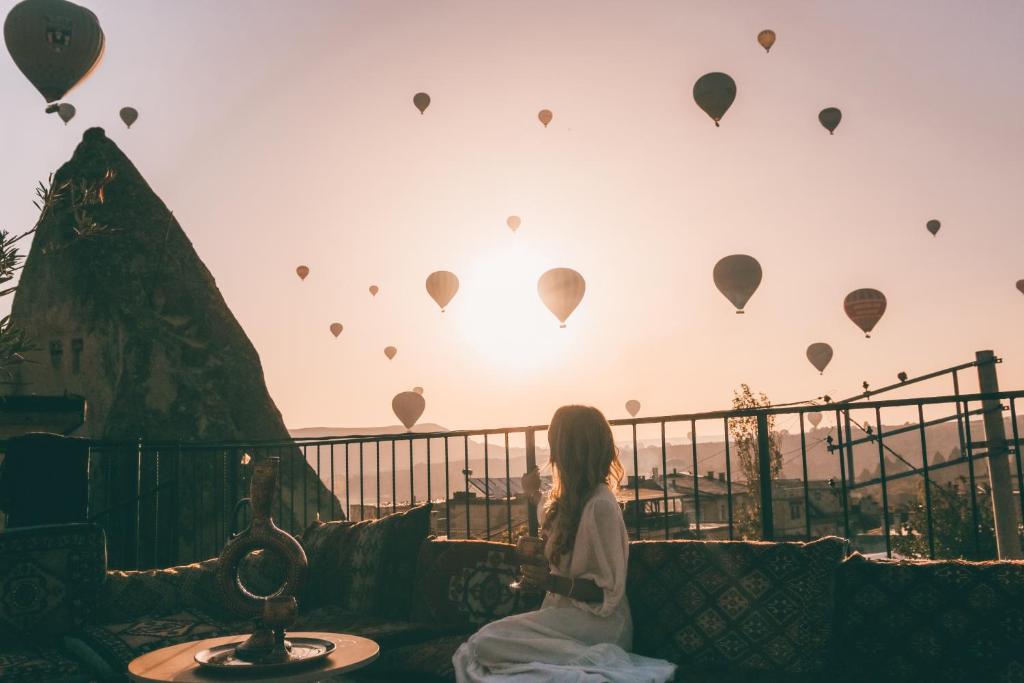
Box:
[127, 632, 379, 683]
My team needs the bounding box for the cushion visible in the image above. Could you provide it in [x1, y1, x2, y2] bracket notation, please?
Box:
[293, 604, 442, 649]
[69, 608, 248, 673]
[95, 557, 235, 624]
[410, 539, 543, 633]
[355, 633, 465, 683]
[0, 637, 97, 683]
[627, 536, 847, 675]
[836, 553, 1024, 682]
[0, 523, 106, 638]
[300, 503, 432, 618]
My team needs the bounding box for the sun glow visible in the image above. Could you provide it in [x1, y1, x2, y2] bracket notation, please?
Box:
[456, 241, 572, 377]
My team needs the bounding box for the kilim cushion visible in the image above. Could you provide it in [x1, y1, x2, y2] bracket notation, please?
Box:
[835, 552, 1024, 683]
[410, 539, 543, 634]
[299, 503, 432, 618]
[627, 536, 847, 675]
[0, 523, 106, 638]
[0, 637, 97, 683]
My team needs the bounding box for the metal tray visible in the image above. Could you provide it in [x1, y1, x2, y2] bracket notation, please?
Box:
[194, 637, 336, 673]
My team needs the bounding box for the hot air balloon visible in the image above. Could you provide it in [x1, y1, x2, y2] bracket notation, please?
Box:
[819, 107, 842, 134]
[757, 29, 776, 52]
[329, 323, 343, 338]
[296, 265, 309, 280]
[926, 219, 940, 236]
[625, 400, 641, 418]
[4, 0, 105, 104]
[384, 346, 397, 360]
[844, 288, 887, 338]
[56, 102, 74, 124]
[507, 215, 521, 233]
[413, 386, 423, 395]
[713, 255, 762, 313]
[392, 391, 425, 431]
[538, 109, 553, 127]
[538, 268, 585, 328]
[119, 106, 137, 128]
[808, 413, 823, 428]
[1016, 279, 1024, 295]
[806, 343, 834, 374]
[369, 285, 379, 297]
[693, 72, 736, 127]
[413, 92, 430, 114]
[425, 271, 459, 312]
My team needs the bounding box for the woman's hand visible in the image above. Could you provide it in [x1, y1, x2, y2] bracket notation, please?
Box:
[520, 562, 551, 591]
[521, 467, 541, 503]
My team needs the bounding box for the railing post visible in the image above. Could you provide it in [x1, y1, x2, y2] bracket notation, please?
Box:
[525, 429, 539, 537]
[976, 350, 1022, 559]
[756, 412, 775, 541]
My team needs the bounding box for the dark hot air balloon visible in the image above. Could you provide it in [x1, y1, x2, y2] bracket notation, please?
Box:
[392, 391, 425, 431]
[538, 109, 553, 127]
[693, 72, 736, 127]
[625, 400, 641, 418]
[369, 285, 379, 297]
[819, 107, 842, 134]
[384, 346, 397, 360]
[4, 0, 105, 103]
[538, 268, 585, 327]
[844, 289, 887, 338]
[296, 265, 309, 280]
[329, 323, 343, 338]
[119, 106, 138, 128]
[413, 92, 430, 114]
[806, 343, 834, 374]
[926, 219, 940, 236]
[425, 271, 459, 312]
[1016, 280, 1024, 295]
[56, 102, 74, 123]
[757, 30, 776, 52]
[713, 255, 762, 313]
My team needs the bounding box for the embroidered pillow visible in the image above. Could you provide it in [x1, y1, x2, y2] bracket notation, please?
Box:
[0, 523, 106, 637]
[299, 503, 432, 618]
[628, 536, 846, 675]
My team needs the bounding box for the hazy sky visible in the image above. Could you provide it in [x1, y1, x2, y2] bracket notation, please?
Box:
[2, 1, 1022, 432]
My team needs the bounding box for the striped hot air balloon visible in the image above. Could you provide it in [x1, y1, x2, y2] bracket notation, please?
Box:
[844, 289, 887, 338]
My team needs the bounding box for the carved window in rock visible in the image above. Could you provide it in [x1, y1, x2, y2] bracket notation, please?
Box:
[49, 340, 63, 369]
[71, 339, 83, 374]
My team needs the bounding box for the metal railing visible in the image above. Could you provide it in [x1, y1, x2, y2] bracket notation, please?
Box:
[3, 355, 1021, 569]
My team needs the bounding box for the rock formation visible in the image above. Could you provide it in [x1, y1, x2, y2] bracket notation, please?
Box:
[9, 128, 341, 566]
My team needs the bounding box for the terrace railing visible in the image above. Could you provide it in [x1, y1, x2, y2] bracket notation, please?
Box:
[3, 352, 1021, 570]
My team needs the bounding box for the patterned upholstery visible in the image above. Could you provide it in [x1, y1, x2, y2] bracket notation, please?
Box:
[410, 539, 543, 633]
[69, 608, 248, 673]
[95, 557, 236, 624]
[836, 553, 1024, 683]
[355, 633, 465, 682]
[627, 536, 847, 675]
[0, 523, 106, 638]
[0, 637, 96, 683]
[300, 503, 432, 618]
[293, 604, 442, 649]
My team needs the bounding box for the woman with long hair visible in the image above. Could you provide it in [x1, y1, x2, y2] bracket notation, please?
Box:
[452, 405, 676, 682]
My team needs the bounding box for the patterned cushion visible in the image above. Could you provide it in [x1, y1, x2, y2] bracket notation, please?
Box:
[836, 553, 1024, 682]
[0, 523, 106, 638]
[627, 536, 847, 675]
[0, 637, 96, 683]
[410, 539, 543, 633]
[95, 557, 236, 624]
[300, 503, 432, 618]
[70, 608, 248, 673]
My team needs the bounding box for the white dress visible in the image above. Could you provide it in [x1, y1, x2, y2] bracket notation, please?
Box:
[452, 484, 677, 683]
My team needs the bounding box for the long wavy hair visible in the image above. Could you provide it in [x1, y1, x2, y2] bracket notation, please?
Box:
[541, 405, 624, 566]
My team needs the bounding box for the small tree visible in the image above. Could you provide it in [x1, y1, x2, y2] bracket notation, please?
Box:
[892, 477, 1000, 560]
[729, 384, 782, 539]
